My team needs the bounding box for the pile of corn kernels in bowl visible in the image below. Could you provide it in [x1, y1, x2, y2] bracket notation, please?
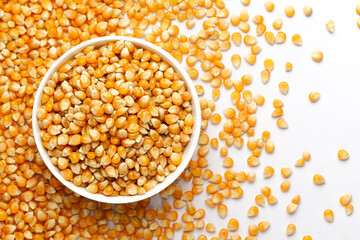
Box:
[37, 40, 194, 196]
[0, 0, 359, 239]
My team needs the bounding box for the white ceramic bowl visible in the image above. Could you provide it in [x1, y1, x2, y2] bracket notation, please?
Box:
[32, 36, 201, 204]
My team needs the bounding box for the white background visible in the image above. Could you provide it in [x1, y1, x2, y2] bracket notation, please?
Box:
[149, 0, 360, 239]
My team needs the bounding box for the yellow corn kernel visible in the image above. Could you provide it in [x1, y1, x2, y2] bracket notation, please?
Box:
[241, 74, 253, 85]
[285, 5, 295, 17]
[231, 54, 241, 68]
[210, 138, 219, 149]
[263, 166, 274, 178]
[258, 221, 270, 232]
[286, 224, 296, 236]
[212, 88, 221, 101]
[309, 92, 320, 102]
[261, 186, 271, 197]
[247, 171, 256, 183]
[285, 62, 293, 72]
[279, 81, 289, 95]
[277, 118, 288, 129]
[326, 20, 335, 33]
[239, 22, 250, 33]
[292, 195, 301, 204]
[217, 204, 228, 218]
[302, 151, 311, 161]
[248, 223, 258, 236]
[265, 139, 275, 153]
[313, 174, 325, 185]
[223, 157, 234, 168]
[287, 203, 298, 214]
[264, 1, 274, 12]
[256, 24, 267, 36]
[247, 156, 260, 167]
[303, 6, 313, 16]
[195, 85, 204, 96]
[295, 158, 305, 167]
[248, 206, 259, 217]
[275, 31, 286, 44]
[345, 204, 354, 216]
[211, 113, 222, 125]
[280, 180, 291, 192]
[252, 15, 264, 25]
[231, 32, 242, 46]
[206, 223, 216, 233]
[265, 31, 275, 45]
[244, 53, 256, 65]
[324, 209, 334, 223]
[241, 0, 250, 6]
[254, 94, 265, 106]
[251, 45, 262, 54]
[261, 70, 271, 84]
[228, 218, 239, 231]
[220, 146, 228, 157]
[281, 167, 292, 178]
[230, 15, 241, 25]
[271, 108, 283, 117]
[338, 149, 350, 161]
[273, 99, 284, 108]
[272, 18, 282, 30]
[264, 58, 274, 71]
[292, 34, 302, 46]
[255, 194, 265, 207]
[340, 193, 352, 206]
[244, 35, 257, 46]
[311, 50, 323, 62]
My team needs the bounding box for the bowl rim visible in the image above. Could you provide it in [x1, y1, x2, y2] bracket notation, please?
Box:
[32, 36, 201, 204]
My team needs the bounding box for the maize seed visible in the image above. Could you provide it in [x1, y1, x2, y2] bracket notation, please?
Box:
[340, 194, 352, 206]
[338, 149, 350, 161]
[326, 20, 335, 33]
[286, 224, 296, 235]
[279, 82, 289, 94]
[258, 221, 270, 232]
[280, 180, 290, 192]
[292, 34, 302, 46]
[217, 204, 228, 218]
[265, 1, 275, 12]
[311, 50, 323, 62]
[248, 206, 259, 217]
[277, 118, 288, 129]
[285, 62, 293, 72]
[324, 209, 334, 223]
[309, 92, 320, 102]
[285, 5, 295, 17]
[281, 168, 292, 178]
[228, 218, 239, 231]
[313, 174, 325, 185]
[345, 204, 354, 216]
[231, 54, 241, 68]
[287, 203, 298, 214]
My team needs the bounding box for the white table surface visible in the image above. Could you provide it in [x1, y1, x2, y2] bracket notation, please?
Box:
[149, 0, 360, 239]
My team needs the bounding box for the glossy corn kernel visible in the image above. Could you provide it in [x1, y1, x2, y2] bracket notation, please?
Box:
[286, 224, 296, 236]
[309, 92, 320, 102]
[324, 209, 334, 223]
[340, 194, 352, 206]
[311, 50, 323, 62]
[258, 221, 270, 232]
[326, 20, 335, 33]
[277, 118, 289, 129]
[313, 174, 325, 185]
[285, 5, 295, 17]
[338, 149, 350, 161]
[304, 6, 313, 16]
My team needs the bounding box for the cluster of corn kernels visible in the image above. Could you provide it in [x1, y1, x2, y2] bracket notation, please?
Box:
[38, 40, 194, 196]
[0, 0, 356, 239]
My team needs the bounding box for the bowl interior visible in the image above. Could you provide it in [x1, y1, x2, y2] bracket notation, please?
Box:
[32, 36, 201, 204]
